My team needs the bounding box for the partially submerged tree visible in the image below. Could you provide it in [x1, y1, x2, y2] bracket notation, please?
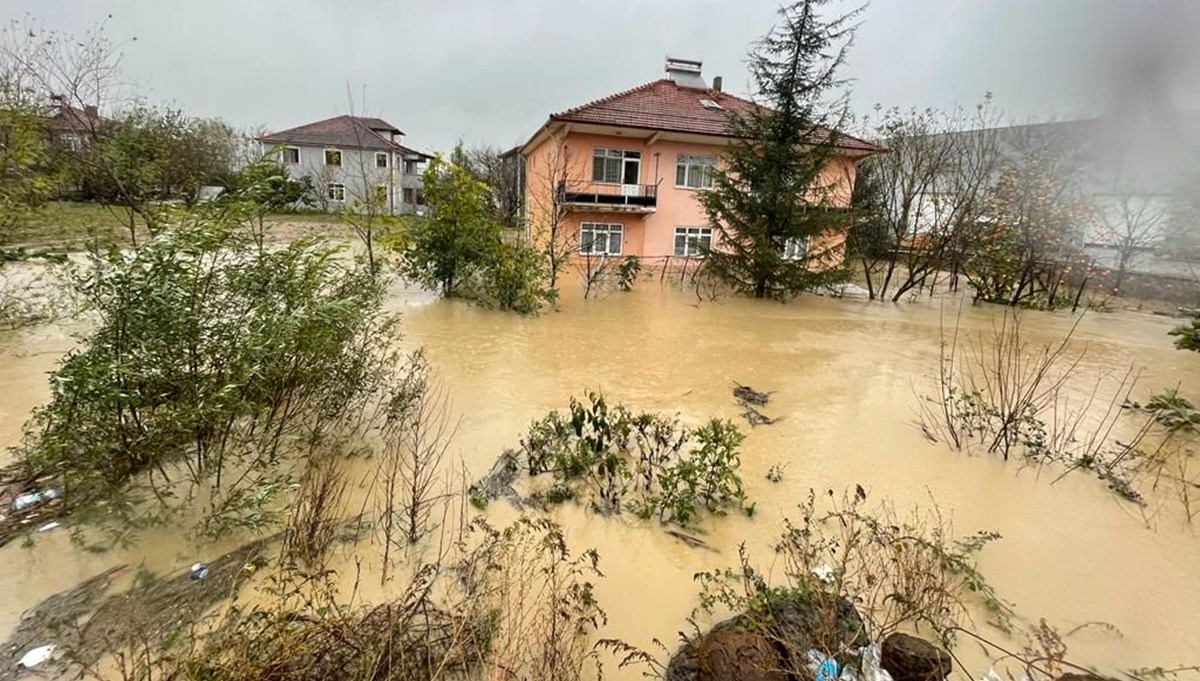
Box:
[700, 0, 862, 299]
[966, 127, 1093, 307]
[1096, 192, 1167, 294]
[400, 155, 553, 312]
[852, 101, 1002, 301]
[400, 156, 498, 296]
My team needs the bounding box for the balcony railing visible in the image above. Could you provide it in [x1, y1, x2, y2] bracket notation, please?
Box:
[558, 181, 658, 211]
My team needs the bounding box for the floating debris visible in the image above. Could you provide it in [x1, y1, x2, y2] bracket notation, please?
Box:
[468, 449, 525, 509]
[665, 529, 717, 552]
[741, 406, 780, 427]
[766, 463, 786, 483]
[17, 644, 55, 669]
[733, 383, 771, 407]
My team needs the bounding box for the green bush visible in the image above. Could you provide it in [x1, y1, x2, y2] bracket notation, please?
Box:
[476, 241, 557, 314]
[15, 182, 406, 540]
[518, 393, 749, 526]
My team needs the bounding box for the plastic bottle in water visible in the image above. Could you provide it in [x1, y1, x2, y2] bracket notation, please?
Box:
[11, 489, 60, 511]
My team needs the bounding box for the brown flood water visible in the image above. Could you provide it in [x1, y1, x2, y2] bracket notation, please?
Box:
[1, 283, 1198, 678]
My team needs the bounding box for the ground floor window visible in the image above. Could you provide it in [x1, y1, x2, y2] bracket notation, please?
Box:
[781, 236, 809, 260]
[580, 223, 623, 256]
[375, 185, 388, 203]
[402, 188, 425, 206]
[674, 226, 712, 257]
[327, 182, 345, 202]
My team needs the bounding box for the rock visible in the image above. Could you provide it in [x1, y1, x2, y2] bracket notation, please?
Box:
[765, 592, 868, 672]
[665, 619, 786, 681]
[1056, 674, 1119, 681]
[880, 633, 952, 681]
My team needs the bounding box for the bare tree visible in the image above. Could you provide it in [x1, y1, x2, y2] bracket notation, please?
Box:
[854, 99, 1002, 301]
[525, 136, 580, 289]
[1095, 192, 1167, 293]
[370, 353, 457, 584]
[337, 97, 399, 275]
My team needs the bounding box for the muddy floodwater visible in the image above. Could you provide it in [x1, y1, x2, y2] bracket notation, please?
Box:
[1, 283, 1199, 678]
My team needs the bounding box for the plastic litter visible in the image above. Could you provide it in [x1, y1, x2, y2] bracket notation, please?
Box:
[189, 563, 209, 580]
[860, 643, 893, 681]
[37, 522, 61, 532]
[812, 564, 835, 583]
[808, 650, 841, 681]
[11, 488, 60, 511]
[979, 670, 1003, 681]
[17, 644, 55, 669]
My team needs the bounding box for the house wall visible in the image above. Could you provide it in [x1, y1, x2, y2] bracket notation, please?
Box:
[523, 130, 860, 263]
[273, 144, 424, 214]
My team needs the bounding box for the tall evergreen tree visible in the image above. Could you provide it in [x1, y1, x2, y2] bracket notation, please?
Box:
[700, 0, 862, 299]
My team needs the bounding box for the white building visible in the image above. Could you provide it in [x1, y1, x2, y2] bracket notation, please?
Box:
[258, 115, 430, 214]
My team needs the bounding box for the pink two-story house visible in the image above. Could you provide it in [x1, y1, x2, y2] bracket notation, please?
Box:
[518, 58, 882, 265]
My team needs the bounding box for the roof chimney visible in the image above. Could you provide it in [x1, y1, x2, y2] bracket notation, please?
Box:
[712, 76, 723, 92]
[665, 57, 707, 89]
[84, 105, 98, 119]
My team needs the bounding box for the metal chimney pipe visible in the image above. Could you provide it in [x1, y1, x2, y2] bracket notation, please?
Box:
[712, 76, 723, 92]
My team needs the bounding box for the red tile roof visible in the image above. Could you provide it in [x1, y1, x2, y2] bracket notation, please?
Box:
[259, 115, 428, 156]
[46, 105, 101, 132]
[549, 79, 882, 153]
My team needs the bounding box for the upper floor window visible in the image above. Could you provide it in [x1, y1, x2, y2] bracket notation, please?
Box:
[404, 159, 421, 175]
[324, 149, 342, 167]
[327, 182, 345, 202]
[283, 147, 300, 164]
[676, 154, 714, 189]
[674, 226, 712, 257]
[592, 148, 640, 185]
[580, 223, 623, 256]
[375, 152, 388, 168]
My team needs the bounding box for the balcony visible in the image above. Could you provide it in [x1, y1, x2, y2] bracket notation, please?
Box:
[558, 181, 657, 213]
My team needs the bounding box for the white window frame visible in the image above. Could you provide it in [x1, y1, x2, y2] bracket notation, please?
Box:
[675, 154, 715, 189]
[674, 226, 712, 257]
[592, 148, 641, 185]
[579, 222, 624, 256]
[283, 146, 300, 164]
[324, 148, 342, 167]
[326, 182, 346, 202]
[781, 236, 809, 260]
[403, 159, 420, 175]
[375, 152, 388, 168]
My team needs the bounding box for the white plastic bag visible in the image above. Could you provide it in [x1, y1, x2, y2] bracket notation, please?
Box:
[18, 644, 55, 668]
[860, 643, 893, 681]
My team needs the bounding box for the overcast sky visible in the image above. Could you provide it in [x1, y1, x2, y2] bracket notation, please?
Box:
[4, 0, 1199, 152]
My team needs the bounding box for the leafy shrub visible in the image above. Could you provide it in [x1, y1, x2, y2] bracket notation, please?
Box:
[517, 393, 749, 526]
[1169, 315, 1200, 352]
[475, 241, 557, 314]
[617, 255, 641, 291]
[13, 185, 410, 541]
[1145, 387, 1200, 431]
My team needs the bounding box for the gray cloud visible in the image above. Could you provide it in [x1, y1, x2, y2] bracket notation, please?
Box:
[4, 0, 1199, 152]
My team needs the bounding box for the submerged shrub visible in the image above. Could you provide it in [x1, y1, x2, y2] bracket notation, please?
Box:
[13, 189, 409, 542]
[694, 488, 1011, 658]
[516, 392, 749, 526]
